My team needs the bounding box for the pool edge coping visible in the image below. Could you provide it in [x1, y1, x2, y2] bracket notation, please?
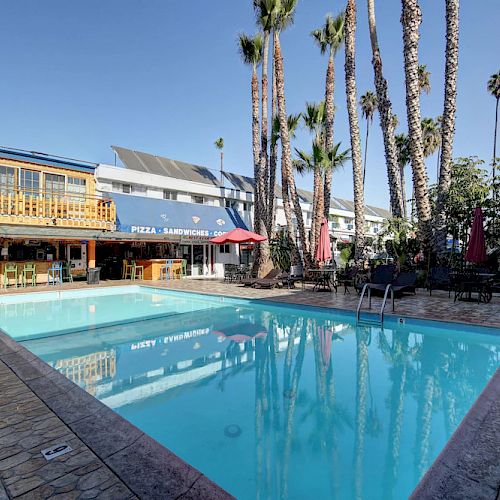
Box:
[0, 329, 234, 500]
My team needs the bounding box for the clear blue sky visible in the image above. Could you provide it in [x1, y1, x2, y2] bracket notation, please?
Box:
[0, 0, 498, 208]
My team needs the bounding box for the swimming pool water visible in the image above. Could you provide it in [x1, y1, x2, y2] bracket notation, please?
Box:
[5, 287, 499, 499]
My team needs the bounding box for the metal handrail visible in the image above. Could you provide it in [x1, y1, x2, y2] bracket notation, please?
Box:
[380, 284, 394, 323]
[356, 283, 370, 322]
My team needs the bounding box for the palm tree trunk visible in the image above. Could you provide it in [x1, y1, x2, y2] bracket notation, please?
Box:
[492, 96, 498, 202]
[367, 0, 405, 218]
[252, 67, 272, 276]
[345, 0, 366, 263]
[261, 30, 270, 226]
[400, 164, 407, 217]
[323, 51, 335, 218]
[363, 118, 370, 186]
[433, 0, 459, 258]
[311, 168, 324, 257]
[274, 31, 311, 265]
[268, 49, 278, 233]
[401, 0, 432, 248]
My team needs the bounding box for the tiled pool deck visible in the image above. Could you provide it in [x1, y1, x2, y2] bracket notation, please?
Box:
[0, 278, 498, 498]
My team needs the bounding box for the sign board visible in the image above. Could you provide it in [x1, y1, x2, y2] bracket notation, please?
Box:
[41, 443, 73, 461]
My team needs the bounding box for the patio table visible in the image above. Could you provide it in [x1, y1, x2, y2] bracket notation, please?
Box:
[452, 272, 494, 303]
[307, 269, 337, 292]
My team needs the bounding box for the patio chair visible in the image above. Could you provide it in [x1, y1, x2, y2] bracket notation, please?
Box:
[241, 269, 280, 287]
[62, 262, 73, 283]
[428, 267, 452, 297]
[338, 266, 358, 294]
[390, 271, 417, 296]
[282, 265, 305, 289]
[224, 264, 238, 283]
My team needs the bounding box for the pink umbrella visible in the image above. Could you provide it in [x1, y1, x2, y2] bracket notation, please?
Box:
[315, 218, 333, 263]
[465, 207, 487, 263]
[212, 323, 267, 343]
[210, 228, 266, 244]
[318, 327, 333, 367]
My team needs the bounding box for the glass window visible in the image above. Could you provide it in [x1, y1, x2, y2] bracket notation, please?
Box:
[19, 169, 40, 197]
[44, 173, 65, 194]
[0, 166, 16, 195]
[192, 195, 204, 204]
[219, 244, 231, 254]
[67, 177, 86, 199]
[163, 190, 177, 200]
[122, 184, 131, 194]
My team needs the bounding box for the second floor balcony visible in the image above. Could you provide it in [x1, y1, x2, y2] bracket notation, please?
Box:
[0, 188, 116, 230]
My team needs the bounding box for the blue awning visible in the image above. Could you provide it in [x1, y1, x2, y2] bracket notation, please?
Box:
[108, 192, 247, 239]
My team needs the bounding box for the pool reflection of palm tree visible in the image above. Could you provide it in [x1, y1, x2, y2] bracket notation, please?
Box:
[380, 329, 410, 499]
[353, 326, 370, 500]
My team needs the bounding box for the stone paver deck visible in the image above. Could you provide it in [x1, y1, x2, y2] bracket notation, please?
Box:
[0, 278, 499, 498]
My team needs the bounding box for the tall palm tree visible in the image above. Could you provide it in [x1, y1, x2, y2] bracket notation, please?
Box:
[254, 1, 276, 232]
[311, 12, 345, 218]
[272, 0, 312, 265]
[214, 137, 224, 183]
[366, 0, 404, 218]
[401, 0, 432, 248]
[434, 0, 459, 258]
[345, 0, 366, 263]
[360, 91, 378, 186]
[418, 64, 431, 94]
[238, 33, 270, 275]
[487, 70, 500, 193]
[302, 101, 326, 255]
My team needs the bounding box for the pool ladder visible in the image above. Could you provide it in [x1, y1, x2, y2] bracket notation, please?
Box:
[356, 283, 395, 325]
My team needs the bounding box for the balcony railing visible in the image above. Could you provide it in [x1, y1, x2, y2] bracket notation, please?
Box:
[0, 188, 116, 230]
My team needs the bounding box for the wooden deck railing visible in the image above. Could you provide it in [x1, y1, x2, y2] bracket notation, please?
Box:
[0, 189, 116, 230]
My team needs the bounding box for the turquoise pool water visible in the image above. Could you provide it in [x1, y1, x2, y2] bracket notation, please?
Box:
[4, 287, 499, 499]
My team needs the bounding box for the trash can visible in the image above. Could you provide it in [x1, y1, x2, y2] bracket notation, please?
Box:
[87, 267, 101, 285]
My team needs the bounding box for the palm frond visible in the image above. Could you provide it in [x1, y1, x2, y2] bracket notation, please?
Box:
[237, 32, 263, 67]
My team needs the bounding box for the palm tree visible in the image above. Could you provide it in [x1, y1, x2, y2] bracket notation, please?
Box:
[421, 117, 441, 159]
[214, 137, 224, 183]
[273, 113, 301, 256]
[434, 1, 460, 258]
[302, 101, 326, 255]
[401, 0, 432, 248]
[366, 0, 404, 218]
[344, 0, 366, 263]
[487, 70, 500, 191]
[254, 1, 275, 233]
[418, 64, 431, 94]
[238, 33, 270, 275]
[271, 0, 312, 264]
[360, 91, 378, 186]
[311, 12, 345, 218]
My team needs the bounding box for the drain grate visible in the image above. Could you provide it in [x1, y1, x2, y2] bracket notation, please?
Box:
[224, 424, 242, 438]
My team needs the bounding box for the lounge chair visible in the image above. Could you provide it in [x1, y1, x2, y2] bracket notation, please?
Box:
[240, 269, 280, 287]
[253, 271, 286, 289]
[354, 265, 395, 295]
[391, 271, 417, 295]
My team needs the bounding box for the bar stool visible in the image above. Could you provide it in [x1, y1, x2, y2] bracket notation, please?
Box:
[47, 262, 63, 286]
[131, 261, 144, 281]
[159, 259, 171, 280]
[22, 263, 37, 287]
[172, 262, 182, 280]
[3, 263, 18, 289]
[123, 259, 134, 280]
[181, 259, 187, 278]
[63, 262, 73, 283]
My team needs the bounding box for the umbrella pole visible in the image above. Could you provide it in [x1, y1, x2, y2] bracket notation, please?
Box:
[239, 243, 241, 265]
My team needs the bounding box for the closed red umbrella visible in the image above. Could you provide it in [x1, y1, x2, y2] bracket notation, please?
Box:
[465, 207, 487, 263]
[315, 218, 333, 263]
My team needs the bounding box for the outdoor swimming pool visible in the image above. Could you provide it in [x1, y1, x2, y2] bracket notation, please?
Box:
[2, 286, 499, 499]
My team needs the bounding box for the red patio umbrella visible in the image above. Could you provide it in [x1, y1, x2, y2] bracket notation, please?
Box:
[315, 218, 333, 263]
[465, 207, 487, 263]
[210, 228, 266, 244]
[210, 228, 266, 264]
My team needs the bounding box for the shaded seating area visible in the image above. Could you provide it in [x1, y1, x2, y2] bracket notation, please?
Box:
[451, 269, 494, 303]
[428, 267, 453, 297]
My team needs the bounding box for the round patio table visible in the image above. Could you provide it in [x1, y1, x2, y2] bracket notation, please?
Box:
[307, 269, 337, 292]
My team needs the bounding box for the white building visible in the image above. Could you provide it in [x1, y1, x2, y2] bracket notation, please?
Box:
[95, 146, 390, 275]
